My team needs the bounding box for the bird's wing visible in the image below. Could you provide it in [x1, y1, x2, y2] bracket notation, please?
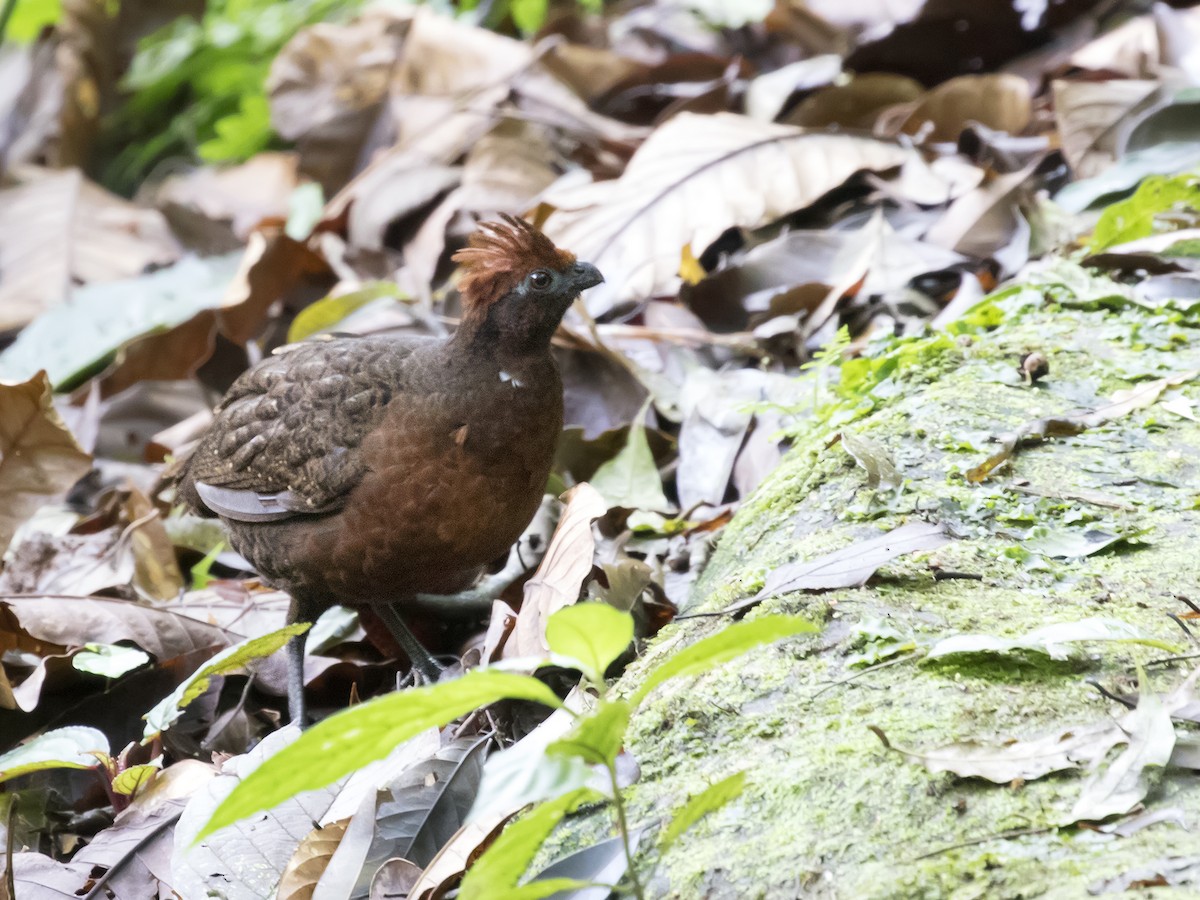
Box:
[177, 335, 433, 522]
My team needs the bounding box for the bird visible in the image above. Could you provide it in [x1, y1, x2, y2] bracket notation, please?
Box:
[175, 215, 603, 723]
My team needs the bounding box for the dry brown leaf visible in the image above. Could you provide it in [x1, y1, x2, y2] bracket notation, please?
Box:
[0, 596, 231, 660]
[277, 819, 350, 900]
[541, 112, 915, 315]
[155, 152, 301, 248]
[924, 163, 1038, 262]
[124, 488, 184, 601]
[0, 168, 180, 333]
[406, 119, 561, 294]
[1052, 79, 1164, 179]
[268, 10, 412, 192]
[1069, 14, 1159, 77]
[900, 74, 1032, 143]
[369, 858, 423, 899]
[784, 72, 924, 130]
[0, 372, 91, 552]
[511, 483, 608, 659]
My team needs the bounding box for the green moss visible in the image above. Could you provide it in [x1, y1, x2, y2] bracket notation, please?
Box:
[539, 261, 1200, 897]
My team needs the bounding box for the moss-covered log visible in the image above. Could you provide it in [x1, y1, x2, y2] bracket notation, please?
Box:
[550, 261, 1200, 898]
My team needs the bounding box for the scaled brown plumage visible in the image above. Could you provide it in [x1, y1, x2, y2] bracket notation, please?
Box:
[176, 216, 602, 722]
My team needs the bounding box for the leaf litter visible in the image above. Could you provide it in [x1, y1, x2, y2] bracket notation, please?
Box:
[4, 0, 1200, 894]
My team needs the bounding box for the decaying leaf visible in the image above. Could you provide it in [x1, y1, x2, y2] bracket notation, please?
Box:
[1070, 673, 1176, 823]
[729, 521, 949, 614]
[841, 431, 901, 489]
[542, 113, 915, 315]
[0, 167, 180, 333]
[967, 369, 1200, 483]
[0, 371, 92, 553]
[512, 484, 609, 658]
[900, 74, 1032, 143]
[277, 819, 350, 900]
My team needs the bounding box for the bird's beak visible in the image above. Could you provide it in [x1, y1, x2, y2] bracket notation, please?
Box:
[571, 261, 604, 293]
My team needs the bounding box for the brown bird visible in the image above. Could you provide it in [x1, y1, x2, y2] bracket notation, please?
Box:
[176, 216, 603, 722]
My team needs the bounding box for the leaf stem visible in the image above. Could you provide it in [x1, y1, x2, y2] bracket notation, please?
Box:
[606, 760, 645, 900]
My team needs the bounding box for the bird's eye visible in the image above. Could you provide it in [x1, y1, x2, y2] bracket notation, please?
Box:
[529, 270, 552, 290]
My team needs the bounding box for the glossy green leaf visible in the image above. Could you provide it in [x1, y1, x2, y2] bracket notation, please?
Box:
[286, 282, 407, 342]
[590, 419, 672, 512]
[631, 615, 818, 706]
[458, 788, 602, 900]
[143, 623, 311, 740]
[197, 670, 563, 842]
[0, 727, 109, 783]
[547, 698, 632, 767]
[545, 603, 634, 684]
[659, 771, 747, 852]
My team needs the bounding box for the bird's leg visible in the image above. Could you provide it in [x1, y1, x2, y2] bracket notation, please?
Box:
[286, 631, 308, 727]
[375, 602, 445, 682]
[286, 595, 312, 727]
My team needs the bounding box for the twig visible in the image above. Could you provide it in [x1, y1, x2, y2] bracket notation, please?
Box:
[911, 826, 1056, 861]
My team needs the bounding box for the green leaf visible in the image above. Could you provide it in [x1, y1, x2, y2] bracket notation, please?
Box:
[197, 670, 563, 842]
[1091, 174, 1200, 251]
[286, 282, 407, 342]
[285, 182, 325, 241]
[143, 623, 311, 740]
[3, 0, 61, 42]
[659, 771, 747, 852]
[630, 615, 818, 706]
[547, 698, 632, 767]
[458, 788, 602, 900]
[510, 0, 549, 32]
[590, 419, 672, 512]
[544, 603, 634, 684]
[112, 763, 160, 797]
[189, 541, 224, 590]
[0, 726, 109, 783]
[73, 643, 151, 679]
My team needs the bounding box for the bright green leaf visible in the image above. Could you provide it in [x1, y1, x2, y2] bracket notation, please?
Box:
[286, 282, 407, 342]
[3, 0, 61, 42]
[547, 698, 632, 767]
[631, 615, 818, 706]
[143, 623, 311, 741]
[112, 763, 160, 797]
[545, 603, 634, 684]
[1091, 174, 1200, 251]
[590, 419, 672, 512]
[510, 0, 548, 32]
[197, 669, 563, 842]
[190, 541, 224, 590]
[73, 643, 151, 679]
[659, 771, 747, 852]
[0, 727, 109, 783]
[458, 788, 602, 900]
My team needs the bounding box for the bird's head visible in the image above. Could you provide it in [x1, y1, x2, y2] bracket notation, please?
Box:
[452, 215, 603, 352]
